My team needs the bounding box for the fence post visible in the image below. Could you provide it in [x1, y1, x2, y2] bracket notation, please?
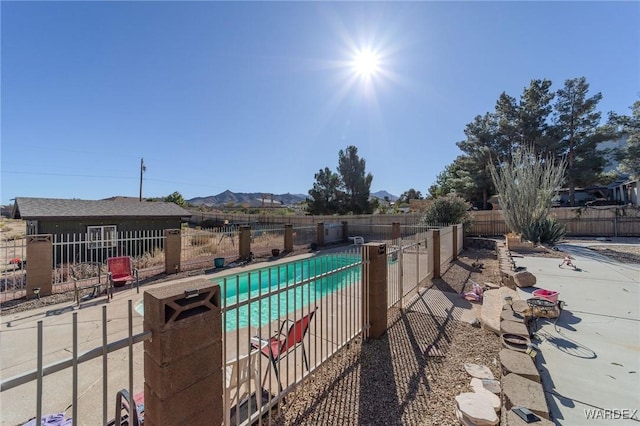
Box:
[239, 226, 251, 260]
[26, 235, 53, 297]
[342, 221, 349, 243]
[432, 230, 441, 279]
[143, 278, 223, 426]
[164, 229, 181, 274]
[317, 223, 325, 247]
[284, 224, 294, 252]
[363, 243, 388, 340]
[452, 225, 458, 261]
[392, 223, 401, 241]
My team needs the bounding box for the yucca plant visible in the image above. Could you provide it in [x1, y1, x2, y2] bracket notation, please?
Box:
[522, 217, 566, 245]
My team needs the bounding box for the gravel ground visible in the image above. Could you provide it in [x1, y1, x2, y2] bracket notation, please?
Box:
[507, 237, 640, 264]
[270, 248, 503, 426]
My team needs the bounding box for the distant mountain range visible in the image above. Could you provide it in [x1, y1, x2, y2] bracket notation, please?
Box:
[371, 190, 399, 202]
[187, 189, 398, 207]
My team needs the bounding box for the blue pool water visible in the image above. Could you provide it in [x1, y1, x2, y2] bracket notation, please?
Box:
[135, 254, 361, 331]
[221, 254, 360, 331]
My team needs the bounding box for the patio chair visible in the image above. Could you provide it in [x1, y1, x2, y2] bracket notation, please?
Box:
[349, 236, 365, 245]
[108, 388, 144, 426]
[107, 256, 139, 292]
[251, 307, 317, 392]
[225, 350, 261, 426]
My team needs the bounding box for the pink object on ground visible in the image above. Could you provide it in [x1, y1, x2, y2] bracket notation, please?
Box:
[532, 288, 559, 303]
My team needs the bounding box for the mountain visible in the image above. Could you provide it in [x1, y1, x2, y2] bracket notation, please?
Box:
[371, 190, 399, 202]
[187, 190, 307, 207]
[188, 189, 398, 207]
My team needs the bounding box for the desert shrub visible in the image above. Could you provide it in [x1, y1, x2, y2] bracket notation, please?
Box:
[137, 248, 165, 269]
[190, 233, 213, 246]
[421, 193, 471, 227]
[196, 243, 219, 256]
[521, 217, 566, 245]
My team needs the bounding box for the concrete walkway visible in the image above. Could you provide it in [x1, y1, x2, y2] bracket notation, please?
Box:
[514, 244, 640, 425]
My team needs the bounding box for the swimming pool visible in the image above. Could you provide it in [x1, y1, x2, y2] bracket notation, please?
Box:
[222, 254, 360, 331]
[135, 253, 361, 331]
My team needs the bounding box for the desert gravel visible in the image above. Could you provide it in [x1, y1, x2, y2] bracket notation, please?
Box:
[269, 248, 503, 426]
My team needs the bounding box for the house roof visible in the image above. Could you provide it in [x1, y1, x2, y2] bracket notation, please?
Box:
[12, 197, 192, 220]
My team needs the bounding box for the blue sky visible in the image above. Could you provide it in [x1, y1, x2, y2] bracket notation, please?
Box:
[2, 1, 638, 205]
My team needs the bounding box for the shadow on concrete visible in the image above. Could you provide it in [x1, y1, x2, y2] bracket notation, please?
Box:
[46, 305, 76, 316]
[536, 327, 597, 360]
[536, 350, 569, 425]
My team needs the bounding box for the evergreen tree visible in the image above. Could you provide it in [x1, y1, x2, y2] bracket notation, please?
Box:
[337, 146, 373, 214]
[553, 77, 607, 205]
[398, 188, 423, 203]
[164, 191, 186, 207]
[307, 146, 373, 214]
[307, 167, 341, 215]
[608, 100, 640, 180]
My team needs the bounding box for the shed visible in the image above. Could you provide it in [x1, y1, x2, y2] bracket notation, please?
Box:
[11, 197, 191, 262]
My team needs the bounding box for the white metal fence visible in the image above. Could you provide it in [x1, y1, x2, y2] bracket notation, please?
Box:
[1, 223, 463, 425]
[0, 237, 27, 300]
[1, 301, 149, 425]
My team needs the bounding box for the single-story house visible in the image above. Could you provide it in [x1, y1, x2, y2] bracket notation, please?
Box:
[12, 197, 192, 262]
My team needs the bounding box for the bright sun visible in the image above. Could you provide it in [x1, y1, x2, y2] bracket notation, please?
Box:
[351, 49, 380, 78]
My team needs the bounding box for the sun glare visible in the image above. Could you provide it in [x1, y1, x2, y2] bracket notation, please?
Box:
[351, 49, 380, 78]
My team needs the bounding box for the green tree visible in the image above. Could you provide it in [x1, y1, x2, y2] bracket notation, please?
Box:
[164, 191, 186, 207]
[336, 146, 374, 214]
[518, 79, 556, 153]
[428, 159, 474, 200]
[554, 77, 608, 205]
[398, 188, 423, 204]
[454, 112, 501, 208]
[307, 167, 341, 215]
[307, 146, 374, 215]
[608, 100, 640, 180]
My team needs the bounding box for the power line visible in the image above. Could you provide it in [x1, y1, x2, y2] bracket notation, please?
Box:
[2, 170, 133, 180]
[1, 170, 231, 190]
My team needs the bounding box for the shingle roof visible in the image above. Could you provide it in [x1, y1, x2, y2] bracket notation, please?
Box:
[13, 197, 192, 219]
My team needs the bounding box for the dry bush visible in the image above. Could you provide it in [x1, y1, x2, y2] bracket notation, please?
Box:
[190, 233, 214, 246]
[251, 232, 282, 250]
[137, 248, 165, 269]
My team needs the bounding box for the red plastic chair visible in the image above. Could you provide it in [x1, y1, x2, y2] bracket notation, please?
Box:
[107, 256, 139, 291]
[109, 389, 144, 426]
[251, 307, 317, 392]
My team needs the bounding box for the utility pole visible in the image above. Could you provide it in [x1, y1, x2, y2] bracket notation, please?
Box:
[139, 158, 146, 201]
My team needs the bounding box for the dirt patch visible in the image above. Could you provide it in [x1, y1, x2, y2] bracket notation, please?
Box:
[427, 247, 502, 294]
[586, 245, 640, 264]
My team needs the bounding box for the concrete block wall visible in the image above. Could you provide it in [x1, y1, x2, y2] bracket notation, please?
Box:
[144, 278, 223, 426]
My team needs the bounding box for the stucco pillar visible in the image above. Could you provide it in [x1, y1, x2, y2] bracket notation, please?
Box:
[284, 224, 293, 252]
[391, 223, 401, 240]
[363, 243, 388, 340]
[164, 229, 181, 274]
[432, 230, 441, 279]
[26, 235, 53, 297]
[239, 226, 251, 260]
[317, 223, 325, 247]
[143, 279, 223, 426]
